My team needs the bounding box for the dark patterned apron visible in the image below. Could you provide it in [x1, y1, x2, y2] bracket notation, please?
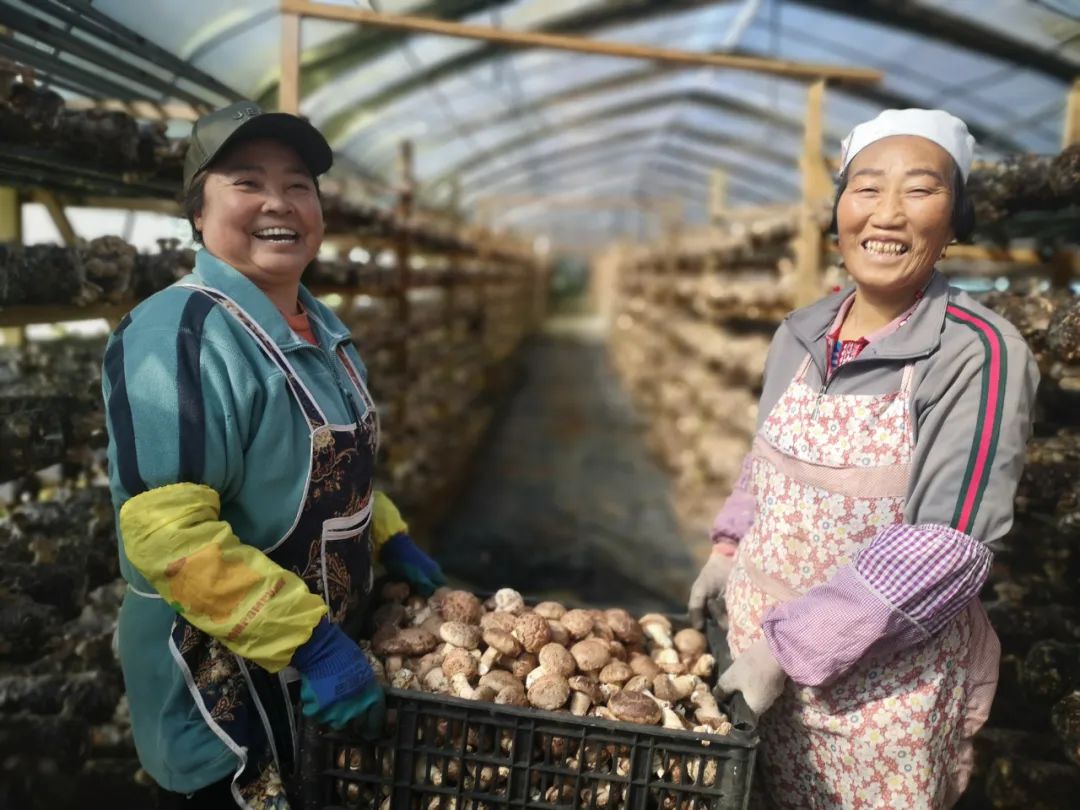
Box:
[167, 284, 378, 809]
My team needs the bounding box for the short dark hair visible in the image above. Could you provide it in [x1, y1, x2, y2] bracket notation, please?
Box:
[829, 161, 976, 243]
[181, 160, 322, 245]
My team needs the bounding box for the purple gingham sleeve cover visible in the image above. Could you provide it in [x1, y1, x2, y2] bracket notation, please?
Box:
[710, 454, 756, 544]
[761, 522, 992, 687]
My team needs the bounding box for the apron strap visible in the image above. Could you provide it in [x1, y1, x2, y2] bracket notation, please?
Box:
[177, 284, 328, 428]
[899, 361, 917, 396]
[335, 345, 381, 454]
[795, 353, 815, 382]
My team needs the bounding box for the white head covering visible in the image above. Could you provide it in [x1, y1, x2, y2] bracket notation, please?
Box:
[839, 108, 976, 181]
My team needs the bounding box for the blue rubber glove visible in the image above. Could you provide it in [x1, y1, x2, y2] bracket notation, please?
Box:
[292, 618, 386, 735]
[379, 533, 447, 596]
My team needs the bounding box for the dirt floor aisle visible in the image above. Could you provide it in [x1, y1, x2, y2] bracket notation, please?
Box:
[431, 316, 705, 615]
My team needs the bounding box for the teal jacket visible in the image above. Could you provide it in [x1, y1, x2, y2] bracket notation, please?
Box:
[102, 250, 375, 792]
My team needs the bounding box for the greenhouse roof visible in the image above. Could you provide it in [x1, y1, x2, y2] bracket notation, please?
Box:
[5, 0, 1079, 248]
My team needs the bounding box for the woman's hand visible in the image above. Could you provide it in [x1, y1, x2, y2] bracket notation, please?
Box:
[716, 637, 786, 716]
[687, 549, 736, 630]
[292, 618, 386, 736]
[380, 533, 448, 596]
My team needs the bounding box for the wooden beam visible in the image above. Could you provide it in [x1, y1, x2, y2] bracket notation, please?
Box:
[280, 12, 301, 114]
[1065, 77, 1080, 150]
[32, 191, 77, 246]
[64, 99, 201, 122]
[281, 0, 881, 83]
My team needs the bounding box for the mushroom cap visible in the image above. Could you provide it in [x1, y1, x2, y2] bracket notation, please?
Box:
[439, 621, 482, 650]
[653, 674, 682, 703]
[655, 648, 687, 674]
[419, 614, 445, 637]
[560, 609, 595, 640]
[479, 611, 518, 634]
[527, 673, 571, 711]
[608, 690, 663, 725]
[525, 666, 548, 690]
[629, 652, 661, 678]
[372, 602, 407, 628]
[494, 685, 528, 706]
[472, 685, 498, 702]
[482, 628, 521, 657]
[604, 609, 643, 643]
[533, 601, 566, 620]
[422, 667, 450, 693]
[590, 618, 615, 643]
[608, 640, 628, 661]
[442, 647, 478, 680]
[374, 627, 439, 657]
[380, 581, 411, 603]
[390, 668, 419, 691]
[437, 590, 483, 624]
[538, 643, 577, 677]
[691, 653, 716, 678]
[638, 613, 673, 632]
[547, 620, 570, 646]
[509, 653, 539, 681]
[567, 675, 603, 703]
[479, 670, 521, 692]
[623, 674, 652, 693]
[673, 628, 708, 658]
[493, 588, 526, 615]
[570, 639, 612, 672]
[512, 612, 553, 654]
[599, 660, 633, 685]
[413, 651, 445, 678]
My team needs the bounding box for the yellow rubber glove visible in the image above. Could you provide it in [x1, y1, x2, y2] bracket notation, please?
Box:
[372, 490, 408, 552]
[119, 482, 327, 672]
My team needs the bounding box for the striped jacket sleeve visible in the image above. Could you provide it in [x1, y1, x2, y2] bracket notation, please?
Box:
[103, 300, 327, 671]
[760, 308, 1038, 686]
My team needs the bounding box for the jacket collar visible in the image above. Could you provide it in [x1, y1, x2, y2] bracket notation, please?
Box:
[786, 270, 950, 364]
[188, 250, 349, 350]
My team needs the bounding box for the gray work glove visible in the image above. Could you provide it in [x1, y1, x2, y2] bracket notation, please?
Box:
[688, 551, 736, 630]
[716, 637, 787, 716]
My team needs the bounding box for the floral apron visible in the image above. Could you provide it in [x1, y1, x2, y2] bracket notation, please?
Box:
[725, 354, 1000, 809]
[166, 284, 378, 809]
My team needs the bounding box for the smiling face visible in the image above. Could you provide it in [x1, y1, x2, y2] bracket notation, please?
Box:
[193, 138, 324, 290]
[836, 135, 956, 300]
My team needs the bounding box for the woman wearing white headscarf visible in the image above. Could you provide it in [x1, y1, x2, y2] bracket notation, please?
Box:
[687, 109, 1038, 808]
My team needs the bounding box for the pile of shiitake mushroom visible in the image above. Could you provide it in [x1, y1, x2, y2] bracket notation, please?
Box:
[363, 584, 732, 735]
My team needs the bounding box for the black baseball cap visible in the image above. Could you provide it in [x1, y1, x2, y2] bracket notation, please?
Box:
[183, 101, 333, 192]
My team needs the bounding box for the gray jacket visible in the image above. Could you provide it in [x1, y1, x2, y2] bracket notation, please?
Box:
[757, 271, 1039, 548]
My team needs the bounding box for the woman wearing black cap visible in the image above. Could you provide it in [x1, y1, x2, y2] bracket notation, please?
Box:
[102, 102, 446, 809]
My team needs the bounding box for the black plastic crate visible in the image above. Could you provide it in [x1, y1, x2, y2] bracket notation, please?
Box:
[300, 688, 755, 810]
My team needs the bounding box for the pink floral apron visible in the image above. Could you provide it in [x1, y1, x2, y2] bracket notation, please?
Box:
[725, 354, 1000, 809]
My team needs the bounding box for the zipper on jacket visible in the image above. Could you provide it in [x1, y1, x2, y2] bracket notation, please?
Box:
[293, 341, 364, 426]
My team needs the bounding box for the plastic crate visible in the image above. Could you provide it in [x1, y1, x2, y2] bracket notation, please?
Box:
[297, 606, 756, 810]
[299, 687, 756, 810]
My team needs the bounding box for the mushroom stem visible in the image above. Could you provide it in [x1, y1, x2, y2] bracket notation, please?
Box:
[478, 646, 500, 676]
[570, 692, 592, 716]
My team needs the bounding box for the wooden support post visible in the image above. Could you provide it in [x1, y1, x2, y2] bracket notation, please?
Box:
[280, 12, 301, 114]
[33, 191, 78, 246]
[280, 0, 881, 83]
[794, 79, 832, 308]
[708, 169, 728, 225]
[394, 140, 415, 431]
[1064, 78, 1080, 149]
[0, 186, 21, 243]
[1, 186, 24, 345]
